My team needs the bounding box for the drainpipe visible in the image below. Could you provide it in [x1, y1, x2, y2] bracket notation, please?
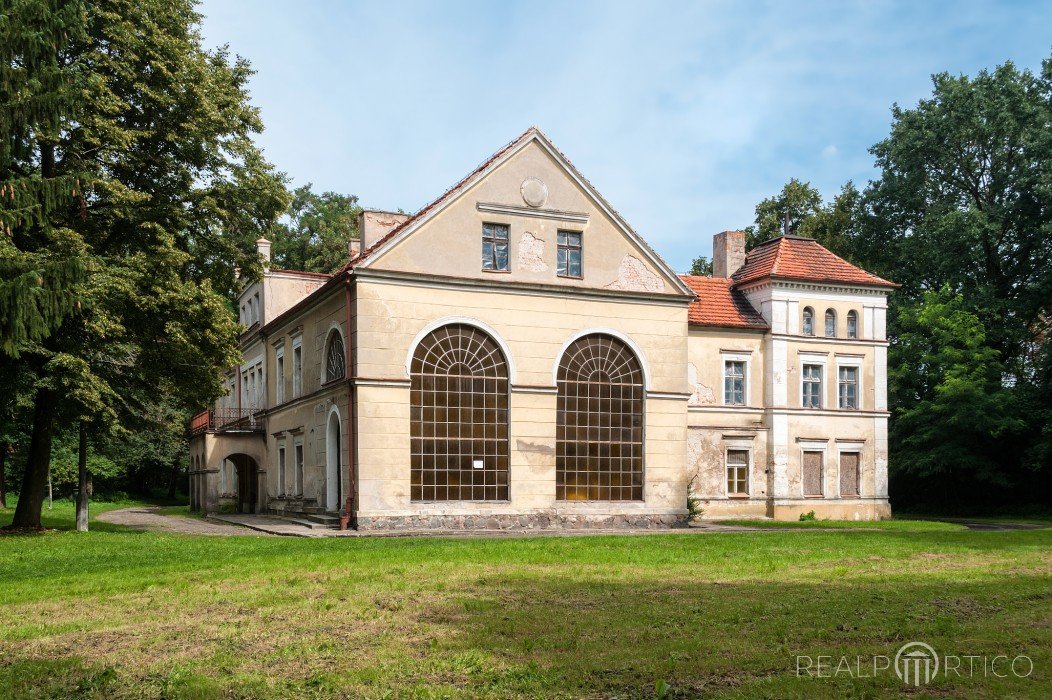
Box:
[339, 274, 358, 530]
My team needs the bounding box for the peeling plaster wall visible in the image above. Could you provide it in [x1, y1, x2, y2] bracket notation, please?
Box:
[605, 255, 665, 293]
[517, 231, 548, 272]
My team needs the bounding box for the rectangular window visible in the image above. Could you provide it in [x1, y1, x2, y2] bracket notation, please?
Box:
[277, 441, 286, 496]
[802, 364, 823, 409]
[292, 336, 302, 398]
[275, 348, 285, 404]
[838, 366, 858, 409]
[256, 364, 264, 407]
[840, 451, 860, 497]
[723, 361, 746, 405]
[557, 230, 583, 278]
[726, 449, 749, 496]
[294, 439, 304, 495]
[253, 292, 260, 325]
[481, 223, 509, 271]
[803, 450, 824, 497]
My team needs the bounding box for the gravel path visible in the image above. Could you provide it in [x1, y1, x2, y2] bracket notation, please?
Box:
[96, 506, 271, 536]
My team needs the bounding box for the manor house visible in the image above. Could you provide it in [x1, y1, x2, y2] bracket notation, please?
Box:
[188, 127, 895, 530]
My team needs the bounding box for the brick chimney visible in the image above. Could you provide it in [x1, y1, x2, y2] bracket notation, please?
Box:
[713, 230, 746, 278]
[256, 237, 272, 271]
[357, 209, 410, 251]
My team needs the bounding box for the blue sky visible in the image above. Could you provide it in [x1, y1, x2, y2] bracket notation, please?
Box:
[198, 1, 1050, 271]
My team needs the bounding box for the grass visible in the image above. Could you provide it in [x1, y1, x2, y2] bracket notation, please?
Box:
[719, 517, 969, 531]
[0, 501, 1049, 699]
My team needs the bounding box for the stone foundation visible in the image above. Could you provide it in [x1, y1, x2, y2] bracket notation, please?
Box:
[355, 511, 688, 532]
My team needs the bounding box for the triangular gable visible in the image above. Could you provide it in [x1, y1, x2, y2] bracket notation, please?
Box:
[353, 127, 694, 297]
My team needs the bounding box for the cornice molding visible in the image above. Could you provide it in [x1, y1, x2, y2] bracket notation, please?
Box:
[476, 201, 589, 223]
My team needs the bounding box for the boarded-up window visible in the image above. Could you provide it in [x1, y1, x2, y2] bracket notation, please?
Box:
[840, 452, 860, 497]
[803, 450, 824, 497]
[726, 449, 749, 495]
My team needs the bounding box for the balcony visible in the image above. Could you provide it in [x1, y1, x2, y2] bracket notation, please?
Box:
[189, 407, 265, 436]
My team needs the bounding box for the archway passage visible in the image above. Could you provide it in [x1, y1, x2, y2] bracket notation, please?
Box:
[410, 323, 510, 501]
[228, 454, 259, 514]
[326, 410, 342, 512]
[556, 333, 645, 501]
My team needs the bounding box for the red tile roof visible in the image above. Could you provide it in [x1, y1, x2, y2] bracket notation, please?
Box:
[680, 275, 768, 330]
[732, 235, 897, 288]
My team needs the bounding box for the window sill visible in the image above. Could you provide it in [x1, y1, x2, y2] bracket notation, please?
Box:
[727, 494, 750, 499]
[557, 274, 583, 280]
[480, 268, 511, 274]
[803, 494, 825, 499]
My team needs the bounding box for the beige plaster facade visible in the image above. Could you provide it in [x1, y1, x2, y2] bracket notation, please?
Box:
[188, 128, 892, 529]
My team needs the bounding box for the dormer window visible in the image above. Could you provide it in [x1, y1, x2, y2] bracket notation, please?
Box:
[557, 230, 582, 278]
[847, 310, 859, 338]
[825, 309, 837, 337]
[482, 223, 509, 271]
[802, 307, 815, 336]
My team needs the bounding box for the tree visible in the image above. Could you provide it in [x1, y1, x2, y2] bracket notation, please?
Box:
[688, 256, 712, 276]
[862, 57, 1052, 371]
[269, 184, 362, 274]
[888, 289, 1024, 507]
[2, 0, 288, 529]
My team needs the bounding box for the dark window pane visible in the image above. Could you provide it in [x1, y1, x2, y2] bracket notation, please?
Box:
[410, 324, 509, 502]
[556, 334, 644, 501]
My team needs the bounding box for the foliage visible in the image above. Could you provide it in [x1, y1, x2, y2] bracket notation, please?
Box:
[687, 255, 712, 276]
[798, 510, 816, 521]
[0, 0, 289, 527]
[268, 184, 361, 274]
[722, 55, 1051, 511]
[0, 526, 1048, 697]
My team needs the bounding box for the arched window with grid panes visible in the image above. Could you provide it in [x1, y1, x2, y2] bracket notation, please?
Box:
[556, 334, 645, 501]
[324, 329, 346, 383]
[410, 324, 509, 501]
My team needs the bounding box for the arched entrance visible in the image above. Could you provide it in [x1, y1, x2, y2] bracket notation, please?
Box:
[227, 453, 260, 514]
[326, 407, 342, 512]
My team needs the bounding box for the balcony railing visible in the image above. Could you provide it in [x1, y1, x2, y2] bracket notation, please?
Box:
[189, 407, 265, 436]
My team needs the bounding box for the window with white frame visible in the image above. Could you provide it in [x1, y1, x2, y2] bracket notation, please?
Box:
[825, 309, 837, 337]
[846, 310, 859, 338]
[838, 366, 859, 409]
[253, 292, 260, 324]
[275, 345, 285, 404]
[557, 230, 583, 278]
[723, 360, 746, 405]
[293, 437, 304, 495]
[802, 307, 815, 336]
[255, 363, 264, 407]
[726, 449, 749, 496]
[277, 439, 287, 496]
[292, 334, 303, 398]
[802, 364, 823, 408]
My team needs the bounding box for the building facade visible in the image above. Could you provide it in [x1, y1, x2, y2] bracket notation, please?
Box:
[188, 128, 895, 530]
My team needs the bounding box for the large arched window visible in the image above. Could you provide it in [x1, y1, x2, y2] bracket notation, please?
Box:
[410, 324, 509, 501]
[846, 310, 859, 338]
[325, 329, 346, 382]
[557, 334, 644, 501]
[802, 307, 815, 336]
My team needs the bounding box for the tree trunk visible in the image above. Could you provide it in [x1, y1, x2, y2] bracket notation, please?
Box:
[166, 456, 180, 500]
[76, 421, 89, 532]
[11, 388, 58, 529]
[0, 442, 8, 509]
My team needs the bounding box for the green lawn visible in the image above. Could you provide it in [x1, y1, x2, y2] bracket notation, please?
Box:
[0, 502, 1049, 699]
